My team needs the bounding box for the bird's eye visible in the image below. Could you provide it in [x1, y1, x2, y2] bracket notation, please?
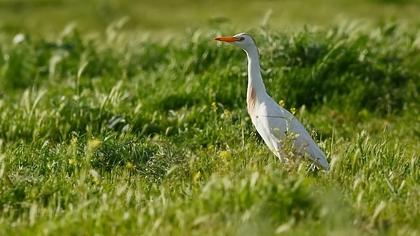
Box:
[238, 37, 245, 41]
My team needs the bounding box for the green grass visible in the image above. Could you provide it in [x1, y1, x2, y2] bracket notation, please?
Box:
[0, 8, 419, 236]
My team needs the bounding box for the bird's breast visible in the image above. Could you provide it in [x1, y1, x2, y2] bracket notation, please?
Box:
[246, 86, 257, 114]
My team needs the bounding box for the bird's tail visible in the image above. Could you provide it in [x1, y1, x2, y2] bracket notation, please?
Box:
[308, 145, 330, 171]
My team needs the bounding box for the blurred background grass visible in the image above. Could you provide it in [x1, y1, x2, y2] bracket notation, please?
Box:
[1, 0, 420, 36]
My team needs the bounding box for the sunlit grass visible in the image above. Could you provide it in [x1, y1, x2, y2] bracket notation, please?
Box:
[0, 23, 419, 235]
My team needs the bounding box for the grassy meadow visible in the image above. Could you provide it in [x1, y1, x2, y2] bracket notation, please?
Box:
[0, 0, 419, 235]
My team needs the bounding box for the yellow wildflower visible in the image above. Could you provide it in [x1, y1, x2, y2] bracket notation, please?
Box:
[68, 158, 77, 165]
[126, 161, 135, 170]
[219, 150, 232, 159]
[278, 99, 285, 107]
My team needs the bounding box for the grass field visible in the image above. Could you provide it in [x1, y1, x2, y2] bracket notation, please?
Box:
[0, 0, 419, 235]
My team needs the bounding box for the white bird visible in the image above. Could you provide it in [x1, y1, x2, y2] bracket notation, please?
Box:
[215, 33, 329, 170]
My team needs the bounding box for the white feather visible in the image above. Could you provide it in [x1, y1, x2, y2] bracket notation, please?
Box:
[217, 33, 330, 170]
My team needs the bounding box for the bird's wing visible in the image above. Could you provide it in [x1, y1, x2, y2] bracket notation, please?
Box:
[252, 101, 289, 159]
[288, 118, 330, 170]
[259, 99, 329, 170]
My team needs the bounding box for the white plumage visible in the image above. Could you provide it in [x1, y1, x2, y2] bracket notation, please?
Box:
[216, 33, 329, 170]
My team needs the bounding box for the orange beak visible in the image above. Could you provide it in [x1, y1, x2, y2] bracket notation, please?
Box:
[215, 36, 239, 42]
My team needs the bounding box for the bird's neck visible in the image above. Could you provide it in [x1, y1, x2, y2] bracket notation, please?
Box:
[245, 47, 266, 112]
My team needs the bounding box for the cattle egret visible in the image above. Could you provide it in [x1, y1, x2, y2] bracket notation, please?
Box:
[215, 33, 330, 170]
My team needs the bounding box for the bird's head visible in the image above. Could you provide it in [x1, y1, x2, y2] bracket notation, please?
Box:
[215, 33, 258, 52]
